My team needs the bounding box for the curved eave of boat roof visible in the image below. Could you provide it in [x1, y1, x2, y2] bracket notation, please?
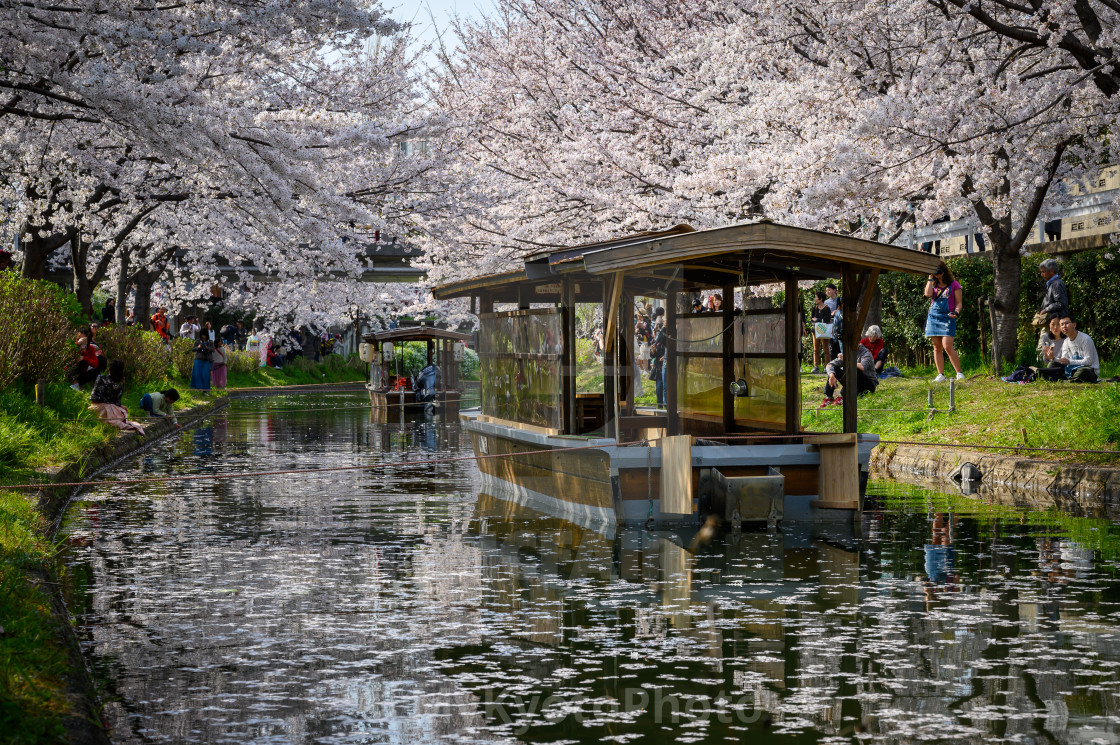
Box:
[576, 221, 942, 276]
[430, 221, 941, 299]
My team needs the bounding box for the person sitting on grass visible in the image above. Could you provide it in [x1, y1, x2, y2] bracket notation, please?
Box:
[820, 343, 878, 407]
[859, 325, 888, 375]
[140, 389, 180, 426]
[1037, 315, 1064, 363]
[90, 360, 145, 433]
[1043, 316, 1099, 383]
[69, 335, 104, 389]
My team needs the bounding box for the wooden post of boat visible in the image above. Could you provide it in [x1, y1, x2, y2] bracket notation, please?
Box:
[666, 292, 679, 434]
[622, 288, 635, 419]
[841, 265, 860, 434]
[603, 274, 623, 439]
[784, 273, 800, 433]
[722, 284, 734, 433]
[562, 278, 578, 435]
[811, 433, 860, 510]
[660, 434, 693, 515]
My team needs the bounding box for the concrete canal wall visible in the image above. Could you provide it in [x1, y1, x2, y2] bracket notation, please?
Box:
[30, 396, 230, 745]
[871, 444, 1120, 520]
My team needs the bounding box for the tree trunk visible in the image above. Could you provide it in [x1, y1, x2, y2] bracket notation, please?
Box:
[133, 272, 156, 330]
[19, 226, 74, 280]
[990, 246, 1021, 367]
[116, 252, 131, 324]
[865, 283, 883, 335]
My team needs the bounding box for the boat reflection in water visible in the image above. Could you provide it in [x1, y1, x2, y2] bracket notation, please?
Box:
[452, 481, 1120, 744]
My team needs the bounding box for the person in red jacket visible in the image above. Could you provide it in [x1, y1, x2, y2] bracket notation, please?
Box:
[69, 335, 103, 388]
[151, 307, 170, 341]
[859, 325, 888, 375]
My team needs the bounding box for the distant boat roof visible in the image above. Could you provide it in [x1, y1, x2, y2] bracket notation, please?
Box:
[363, 326, 472, 343]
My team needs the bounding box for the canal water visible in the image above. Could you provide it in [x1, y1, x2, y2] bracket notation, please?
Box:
[59, 394, 1120, 744]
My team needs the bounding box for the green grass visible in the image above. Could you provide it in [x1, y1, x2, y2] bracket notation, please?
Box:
[0, 354, 365, 741]
[221, 354, 367, 389]
[577, 354, 1120, 463]
[802, 360, 1120, 464]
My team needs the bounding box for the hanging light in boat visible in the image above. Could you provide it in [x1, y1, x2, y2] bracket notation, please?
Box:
[358, 343, 377, 363]
[729, 379, 750, 397]
[452, 341, 466, 361]
[382, 341, 395, 362]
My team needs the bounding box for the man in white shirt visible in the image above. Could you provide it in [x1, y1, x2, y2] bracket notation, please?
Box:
[1046, 316, 1099, 383]
[178, 316, 195, 339]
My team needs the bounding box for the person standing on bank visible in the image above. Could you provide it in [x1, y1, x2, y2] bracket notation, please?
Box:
[1038, 259, 1069, 322]
[808, 291, 832, 373]
[924, 261, 964, 382]
[211, 339, 228, 390]
[191, 334, 214, 390]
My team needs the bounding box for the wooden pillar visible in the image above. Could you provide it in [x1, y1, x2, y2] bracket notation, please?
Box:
[426, 339, 434, 366]
[841, 266, 860, 434]
[622, 288, 635, 416]
[479, 294, 493, 314]
[603, 279, 618, 439]
[561, 278, 578, 434]
[784, 273, 801, 434]
[666, 292, 679, 436]
[518, 284, 531, 310]
[722, 284, 735, 433]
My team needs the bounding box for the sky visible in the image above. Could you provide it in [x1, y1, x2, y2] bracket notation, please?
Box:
[392, 0, 496, 67]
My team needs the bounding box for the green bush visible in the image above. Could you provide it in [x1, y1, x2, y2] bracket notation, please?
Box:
[226, 349, 259, 376]
[171, 337, 195, 379]
[94, 325, 172, 384]
[0, 273, 77, 387]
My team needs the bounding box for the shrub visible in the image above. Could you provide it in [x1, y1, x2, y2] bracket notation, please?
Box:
[94, 325, 172, 385]
[171, 337, 195, 379]
[226, 350, 259, 375]
[0, 273, 76, 387]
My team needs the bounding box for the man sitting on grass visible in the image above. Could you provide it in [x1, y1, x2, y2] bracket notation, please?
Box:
[820, 344, 878, 407]
[1043, 316, 1099, 383]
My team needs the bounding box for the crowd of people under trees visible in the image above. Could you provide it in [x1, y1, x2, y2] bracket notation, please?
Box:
[61, 291, 348, 433]
[585, 255, 1106, 412]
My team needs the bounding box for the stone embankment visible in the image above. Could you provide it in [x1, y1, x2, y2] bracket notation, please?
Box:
[871, 444, 1120, 520]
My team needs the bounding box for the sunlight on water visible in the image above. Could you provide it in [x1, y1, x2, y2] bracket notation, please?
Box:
[59, 394, 1120, 744]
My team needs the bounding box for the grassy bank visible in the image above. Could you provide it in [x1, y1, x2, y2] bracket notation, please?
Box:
[802, 362, 1120, 464]
[577, 357, 1120, 463]
[0, 354, 364, 742]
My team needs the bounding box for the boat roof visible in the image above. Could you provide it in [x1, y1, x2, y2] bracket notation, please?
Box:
[363, 326, 472, 343]
[432, 221, 941, 300]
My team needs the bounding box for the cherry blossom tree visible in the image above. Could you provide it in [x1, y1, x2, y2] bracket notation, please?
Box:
[3, 0, 453, 329]
[431, 0, 1119, 360]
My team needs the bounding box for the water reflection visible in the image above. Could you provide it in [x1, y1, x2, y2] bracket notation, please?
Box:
[60, 396, 1120, 744]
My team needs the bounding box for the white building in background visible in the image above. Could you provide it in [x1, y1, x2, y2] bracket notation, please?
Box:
[905, 165, 1119, 257]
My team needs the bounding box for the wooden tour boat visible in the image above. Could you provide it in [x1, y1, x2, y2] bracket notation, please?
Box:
[360, 326, 471, 416]
[432, 221, 941, 529]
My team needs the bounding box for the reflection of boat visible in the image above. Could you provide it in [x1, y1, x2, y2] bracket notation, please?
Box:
[434, 222, 939, 527]
[362, 326, 472, 416]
